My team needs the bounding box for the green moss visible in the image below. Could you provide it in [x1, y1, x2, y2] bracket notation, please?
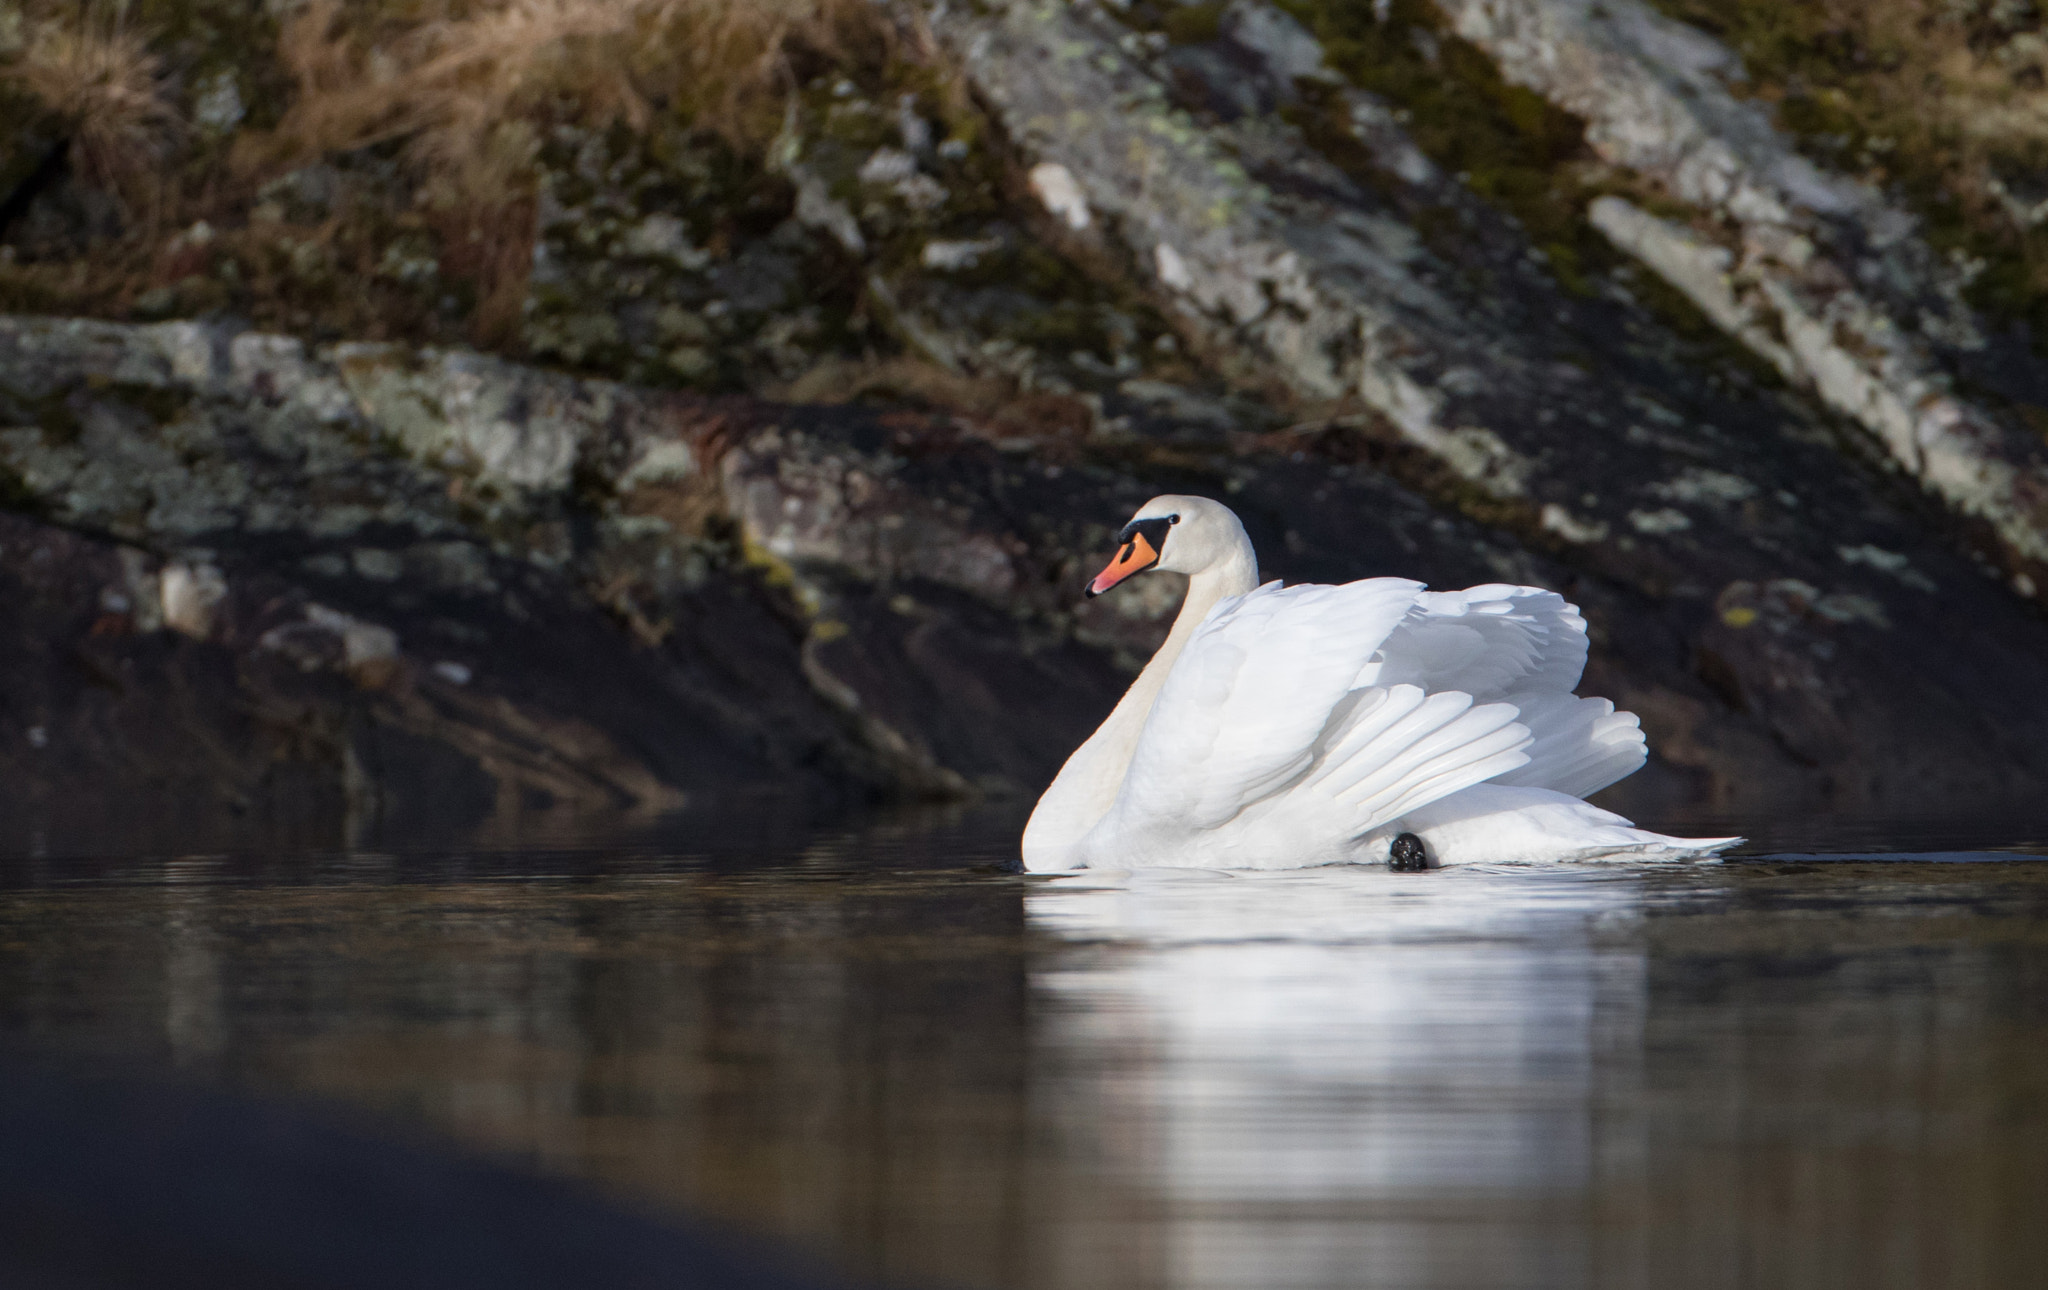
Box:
[818, 97, 898, 154]
[741, 534, 800, 592]
[1273, 0, 1615, 296]
[0, 385, 85, 446]
[1619, 261, 1787, 390]
[0, 263, 68, 316]
[1164, 1, 1230, 45]
[0, 461, 44, 515]
[101, 379, 193, 427]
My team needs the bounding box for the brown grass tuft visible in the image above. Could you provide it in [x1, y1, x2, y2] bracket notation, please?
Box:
[248, 0, 871, 172]
[6, 13, 180, 209]
[777, 357, 1096, 448]
[235, 0, 874, 343]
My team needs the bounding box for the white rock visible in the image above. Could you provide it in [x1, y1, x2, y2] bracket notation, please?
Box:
[859, 148, 920, 185]
[1628, 507, 1693, 535]
[305, 604, 400, 668]
[1653, 467, 1758, 505]
[1222, 2, 1333, 83]
[191, 69, 246, 135]
[1541, 503, 1609, 544]
[1838, 543, 1938, 592]
[621, 438, 696, 489]
[618, 214, 710, 270]
[349, 548, 403, 580]
[921, 238, 1003, 271]
[160, 562, 227, 639]
[1029, 163, 1092, 232]
[1154, 243, 1194, 291]
[334, 347, 585, 494]
[1589, 196, 1795, 377]
[789, 167, 867, 256]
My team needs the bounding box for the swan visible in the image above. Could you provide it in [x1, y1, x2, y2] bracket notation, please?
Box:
[1022, 495, 1739, 871]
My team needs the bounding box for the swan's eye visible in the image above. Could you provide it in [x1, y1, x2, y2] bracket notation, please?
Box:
[1169, 514, 1180, 523]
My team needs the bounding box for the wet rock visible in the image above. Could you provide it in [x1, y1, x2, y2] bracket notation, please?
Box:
[0, 503, 880, 850]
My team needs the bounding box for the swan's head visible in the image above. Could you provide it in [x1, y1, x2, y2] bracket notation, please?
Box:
[1087, 494, 1248, 596]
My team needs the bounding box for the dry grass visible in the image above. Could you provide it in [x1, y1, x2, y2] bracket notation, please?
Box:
[4, 11, 180, 211]
[249, 0, 869, 172]
[229, 0, 873, 342]
[776, 356, 1097, 447]
[1729, 0, 2048, 156]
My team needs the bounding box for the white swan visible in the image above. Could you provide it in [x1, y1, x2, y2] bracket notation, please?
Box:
[1022, 495, 1739, 871]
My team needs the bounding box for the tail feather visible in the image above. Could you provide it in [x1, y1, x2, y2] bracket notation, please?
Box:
[1388, 784, 1742, 865]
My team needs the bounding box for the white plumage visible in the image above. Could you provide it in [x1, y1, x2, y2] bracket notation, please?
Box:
[1022, 495, 1737, 871]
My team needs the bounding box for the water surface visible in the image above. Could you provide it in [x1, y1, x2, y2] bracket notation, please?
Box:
[2, 810, 2045, 1289]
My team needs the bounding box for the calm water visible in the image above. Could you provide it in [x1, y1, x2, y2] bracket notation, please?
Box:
[2, 808, 2047, 1290]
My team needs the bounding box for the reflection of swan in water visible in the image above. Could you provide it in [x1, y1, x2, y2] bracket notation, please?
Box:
[1027, 867, 1646, 1285]
[1024, 496, 1737, 872]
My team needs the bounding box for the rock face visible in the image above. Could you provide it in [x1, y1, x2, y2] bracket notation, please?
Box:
[8, 1, 2048, 850]
[915, 1, 2048, 793]
[0, 316, 1120, 849]
[1437, 0, 2048, 587]
[10, 305, 2048, 851]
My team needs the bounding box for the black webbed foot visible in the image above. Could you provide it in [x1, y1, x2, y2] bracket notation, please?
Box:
[1389, 832, 1429, 872]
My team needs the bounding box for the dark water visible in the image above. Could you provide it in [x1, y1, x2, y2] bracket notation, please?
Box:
[2, 809, 2047, 1290]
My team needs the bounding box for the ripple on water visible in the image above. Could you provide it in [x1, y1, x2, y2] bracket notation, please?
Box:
[1, 809, 2046, 1289]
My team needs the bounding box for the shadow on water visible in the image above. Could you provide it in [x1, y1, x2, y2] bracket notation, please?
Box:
[0, 1054, 849, 1290]
[1, 805, 2046, 1289]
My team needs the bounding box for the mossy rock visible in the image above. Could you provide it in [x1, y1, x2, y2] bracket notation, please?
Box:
[1649, 0, 2048, 359]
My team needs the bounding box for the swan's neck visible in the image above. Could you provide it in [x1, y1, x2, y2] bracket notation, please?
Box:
[1100, 554, 1260, 747]
[1022, 543, 1259, 867]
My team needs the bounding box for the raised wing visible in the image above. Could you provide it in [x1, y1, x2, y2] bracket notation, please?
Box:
[1366, 584, 1589, 701]
[1297, 683, 1532, 825]
[1488, 692, 1648, 799]
[1114, 578, 1423, 830]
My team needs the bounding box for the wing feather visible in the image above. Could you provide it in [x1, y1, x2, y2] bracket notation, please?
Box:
[1367, 585, 1590, 700]
[1117, 578, 1422, 829]
[1490, 692, 1648, 799]
[1364, 727, 1535, 823]
[1101, 574, 1641, 861]
[1320, 692, 1528, 809]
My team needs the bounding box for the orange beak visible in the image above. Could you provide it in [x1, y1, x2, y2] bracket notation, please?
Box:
[1087, 532, 1160, 597]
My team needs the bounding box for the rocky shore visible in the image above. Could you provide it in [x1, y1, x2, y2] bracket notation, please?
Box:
[7, 0, 2048, 849]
